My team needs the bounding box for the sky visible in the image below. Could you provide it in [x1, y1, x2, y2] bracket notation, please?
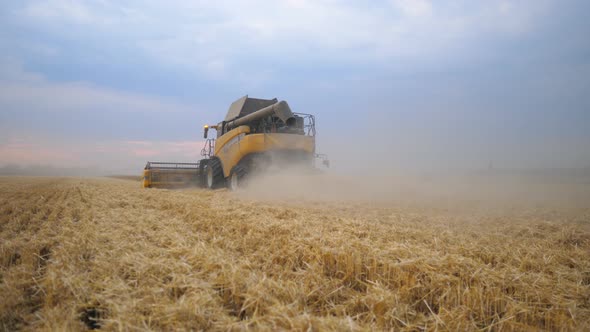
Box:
[0, 0, 589, 174]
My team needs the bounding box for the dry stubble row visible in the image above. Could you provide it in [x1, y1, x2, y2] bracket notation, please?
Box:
[0, 177, 589, 331]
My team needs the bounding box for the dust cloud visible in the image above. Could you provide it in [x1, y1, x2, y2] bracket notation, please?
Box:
[233, 117, 590, 212]
[237, 166, 590, 213]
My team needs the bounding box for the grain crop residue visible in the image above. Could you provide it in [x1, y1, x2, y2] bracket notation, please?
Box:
[0, 176, 589, 331]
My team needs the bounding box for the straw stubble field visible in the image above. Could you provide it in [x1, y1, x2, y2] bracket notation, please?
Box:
[0, 176, 589, 331]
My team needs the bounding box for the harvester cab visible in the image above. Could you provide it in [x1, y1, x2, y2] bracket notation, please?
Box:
[142, 95, 328, 190]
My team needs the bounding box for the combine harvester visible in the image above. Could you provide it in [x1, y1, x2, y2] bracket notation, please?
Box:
[142, 96, 328, 190]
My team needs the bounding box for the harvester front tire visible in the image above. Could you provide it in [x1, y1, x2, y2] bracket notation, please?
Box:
[206, 158, 224, 189]
[228, 165, 247, 191]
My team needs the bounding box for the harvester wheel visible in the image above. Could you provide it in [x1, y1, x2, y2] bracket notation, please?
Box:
[206, 158, 224, 189]
[228, 165, 247, 191]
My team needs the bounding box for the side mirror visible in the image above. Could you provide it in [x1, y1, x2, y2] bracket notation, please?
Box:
[203, 126, 209, 139]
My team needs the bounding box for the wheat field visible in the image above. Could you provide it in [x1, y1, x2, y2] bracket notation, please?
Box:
[1, 176, 589, 331]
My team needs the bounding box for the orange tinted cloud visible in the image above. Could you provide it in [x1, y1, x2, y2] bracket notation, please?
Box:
[0, 140, 77, 164]
[131, 149, 160, 157]
[0, 137, 206, 173]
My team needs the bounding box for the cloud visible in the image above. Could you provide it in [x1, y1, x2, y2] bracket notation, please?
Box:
[21, 0, 118, 25]
[122, 140, 204, 159]
[0, 139, 77, 165]
[2, 0, 588, 171]
[392, 0, 433, 18]
[13, 0, 554, 76]
[0, 136, 206, 173]
[0, 57, 192, 114]
[0, 58, 44, 83]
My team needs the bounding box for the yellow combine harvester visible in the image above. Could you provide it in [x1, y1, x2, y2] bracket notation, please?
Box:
[142, 96, 328, 190]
